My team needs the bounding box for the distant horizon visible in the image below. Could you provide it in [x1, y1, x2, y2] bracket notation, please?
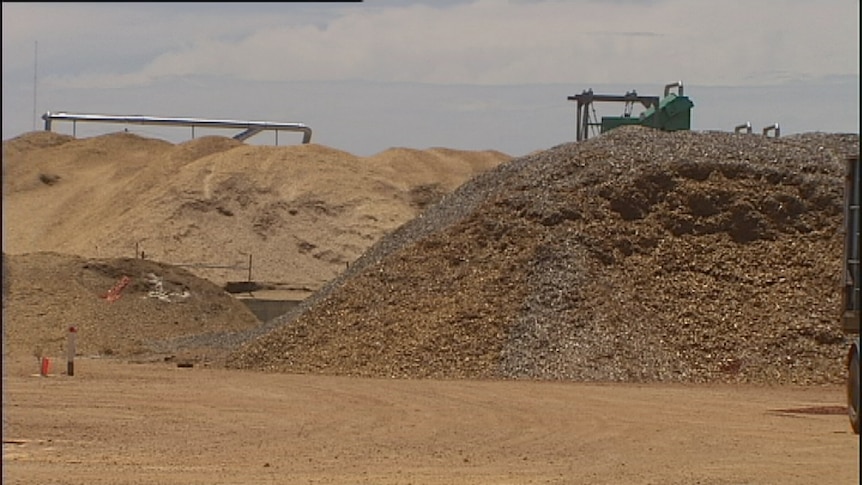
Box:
[5, 77, 858, 158]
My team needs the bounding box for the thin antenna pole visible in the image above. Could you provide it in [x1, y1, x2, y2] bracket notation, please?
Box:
[32, 41, 38, 131]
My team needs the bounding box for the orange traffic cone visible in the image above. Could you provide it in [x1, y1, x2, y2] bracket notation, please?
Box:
[40, 357, 51, 377]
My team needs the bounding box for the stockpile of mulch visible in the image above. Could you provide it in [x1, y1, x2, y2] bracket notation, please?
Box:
[227, 127, 859, 384]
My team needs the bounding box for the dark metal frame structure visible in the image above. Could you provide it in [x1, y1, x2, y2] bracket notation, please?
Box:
[567, 90, 660, 141]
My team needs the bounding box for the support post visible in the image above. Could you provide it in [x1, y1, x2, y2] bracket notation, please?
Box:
[67, 326, 77, 376]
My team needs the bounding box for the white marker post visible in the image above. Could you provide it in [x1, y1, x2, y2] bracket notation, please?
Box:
[67, 326, 77, 376]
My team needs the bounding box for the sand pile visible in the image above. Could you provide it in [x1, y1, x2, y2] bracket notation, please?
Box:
[1, 252, 260, 362]
[2, 132, 509, 291]
[227, 127, 859, 384]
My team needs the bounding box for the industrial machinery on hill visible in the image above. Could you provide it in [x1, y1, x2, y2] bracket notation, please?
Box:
[844, 154, 860, 434]
[567, 81, 694, 141]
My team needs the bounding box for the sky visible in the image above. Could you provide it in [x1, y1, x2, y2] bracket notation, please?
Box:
[2, 0, 859, 157]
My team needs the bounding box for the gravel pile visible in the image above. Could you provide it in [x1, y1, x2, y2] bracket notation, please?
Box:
[226, 127, 858, 384]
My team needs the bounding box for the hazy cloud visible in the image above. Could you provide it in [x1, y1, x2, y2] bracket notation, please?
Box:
[3, 0, 858, 88]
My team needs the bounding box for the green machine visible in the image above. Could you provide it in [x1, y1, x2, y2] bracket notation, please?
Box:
[567, 81, 694, 141]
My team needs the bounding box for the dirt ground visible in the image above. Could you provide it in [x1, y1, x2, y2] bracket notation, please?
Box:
[2, 356, 858, 485]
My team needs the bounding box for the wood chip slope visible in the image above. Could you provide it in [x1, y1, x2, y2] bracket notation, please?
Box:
[228, 127, 859, 384]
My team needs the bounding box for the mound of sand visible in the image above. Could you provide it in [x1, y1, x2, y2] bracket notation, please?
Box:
[227, 127, 859, 385]
[2, 132, 510, 291]
[2, 252, 260, 363]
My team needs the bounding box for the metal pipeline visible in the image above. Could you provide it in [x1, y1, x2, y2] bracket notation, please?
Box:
[42, 111, 312, 144]
[734, 122, 752, 134]
[762, 123, 780, 138]
[664, 81, 684, 97]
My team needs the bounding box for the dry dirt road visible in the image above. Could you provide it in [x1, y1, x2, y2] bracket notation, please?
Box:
[2, 357, 859, 485]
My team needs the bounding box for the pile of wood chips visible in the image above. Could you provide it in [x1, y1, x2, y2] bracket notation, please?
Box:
[228, 127, 859, 384]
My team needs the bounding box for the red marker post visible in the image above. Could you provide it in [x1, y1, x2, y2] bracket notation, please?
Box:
[67, 326, 77, 376]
